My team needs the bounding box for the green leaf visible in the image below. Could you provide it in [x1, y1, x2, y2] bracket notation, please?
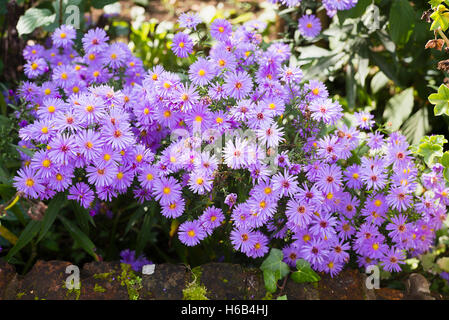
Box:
[16, 8, 56, 36]
[429, 84, 449, 116]
[442, 151, 449, 167]
[389, 0, 415, 46]
[337, 0, 371, 23]
[37, 192, 66, 243]
[59, 215, 98, 260]
[6, 220, 41, 261]
[411, 135, 447, 166]
[437, 257, 449, 272]
[262, 270, 277, 293]
[90, 0, 118, 9]
[382, 87, 414, 131]
[430, 5, 449, 31]
[124, 206, 146, 235]
[371, 72, 389, 94]
[401, 108, 430, 145]
[135, 212, 153, 257]
[276, 295, 287, 300]
[260, 248, 290, 293]
[290, 259, 321, 283]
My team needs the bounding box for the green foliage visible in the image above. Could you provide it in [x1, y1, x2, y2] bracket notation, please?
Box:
[430, 4, 449, 31]
[411, 135, 447, 166]
[16, 8, 56, 36]
[429, 84, 449, 116]
[260, 248, 290, 293]
[290, 259, 320, 284]
[389, 0, 416, 46]
[383, 87, 415, 131]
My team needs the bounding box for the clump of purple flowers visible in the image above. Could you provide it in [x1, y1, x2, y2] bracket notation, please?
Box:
[120, 249, 152, 272]
[13, 18, 448, 278]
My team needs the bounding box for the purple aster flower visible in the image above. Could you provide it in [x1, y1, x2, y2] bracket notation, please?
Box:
[210, 18, 232, 41]
[223, 71, 253, 100]
[52, 25, 76, 48]
[82, 27, 109, 53]
[315, 163, 342, 195]
[153, 176, 182, 205]
[188, 58, 216, 86]
[161, 198, 185, 218]
[13, 167, 45, 199]
[68, 182, 95, 209]
[199, 206, 225, 234]
[120, 249, 152, 272]
[230, 227, 257, 254]
[172, 32, 194, 58]
[48, 134, 79, 165]
[224, 193, 238, 207]
[387, 186, 412, 212]
[24, 58, 47, 79]
[309, 98, 342, 125]
[178, 12, 202, 30]
[380, 247, 405, 272]
[86, 163, 118, 188]
[298, 15, 322, 38]
[285, 198, 313, 227]
[300, 238, 329, 268]
[354, 111, 375, 130]
[178, 220, 206, 246]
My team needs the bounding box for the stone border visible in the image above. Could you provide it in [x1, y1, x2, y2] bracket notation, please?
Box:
[0, 260, 445, 300]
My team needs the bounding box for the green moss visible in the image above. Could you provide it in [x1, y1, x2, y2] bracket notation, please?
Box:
[16, 292, 25, 299]
[262, 292, 273, 300]
[183, 265, 208, 300]
[93, 272, 115, 282]
[62, 280, 81, 300]
[222, 278, 229, 283]
[94, 284, 106, 293]
[118, 263, 142, 300]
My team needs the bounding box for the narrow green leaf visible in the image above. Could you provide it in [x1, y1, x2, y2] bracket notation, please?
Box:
[135, 212, 153, 257]
[6, 220, 41, 261]
[59, 215, 98, 261]
[37, 193, 66, 243]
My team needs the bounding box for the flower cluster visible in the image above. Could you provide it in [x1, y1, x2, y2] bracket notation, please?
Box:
[13, 17, 447, 277]
[267, 0, 358, 17]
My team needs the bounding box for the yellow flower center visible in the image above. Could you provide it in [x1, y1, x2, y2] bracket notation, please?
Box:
[25, 178, 35, 187]
[198, 69, 206, 76]
[44, 88, 51, 95]
[61, 73, 68, 80]
[163, 187, 171, 194]
[42, 159, 51, 168]
[31, 63, 38, 70]
[41, 127, 49, 134]
[146, 173, 154, 181]
[117, 172, 124, 180]
[188, 230, 196, 237]
[47, 106, 56, 113]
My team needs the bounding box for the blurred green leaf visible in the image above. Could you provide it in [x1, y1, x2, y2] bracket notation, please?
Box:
[389, 0, 415, 46]
[6, 220, 41, 261]
[16, 8, 56, 36]
[383, 87, 414, 131]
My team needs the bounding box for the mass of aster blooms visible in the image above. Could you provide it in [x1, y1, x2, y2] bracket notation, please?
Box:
[13, 15, 449, 277]
[267, 0, 358, 17]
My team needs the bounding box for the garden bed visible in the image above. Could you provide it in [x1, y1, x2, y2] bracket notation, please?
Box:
[0, 260, 445, 300]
